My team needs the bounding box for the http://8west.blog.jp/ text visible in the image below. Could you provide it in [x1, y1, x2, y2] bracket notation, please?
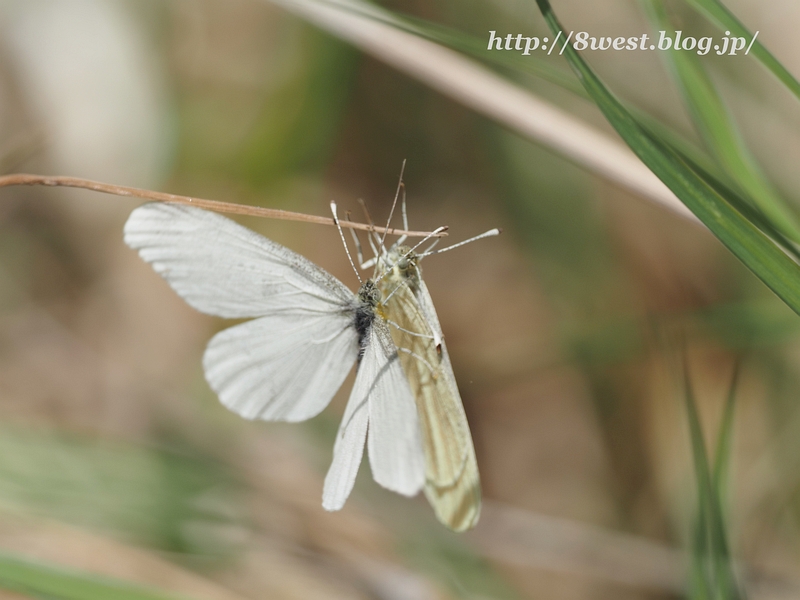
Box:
[487, 29, 758, 56]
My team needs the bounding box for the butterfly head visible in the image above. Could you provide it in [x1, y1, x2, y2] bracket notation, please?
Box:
[380, 245, 420, 286]
[355, 279, 386, 330]
[357, 279, 382, 307]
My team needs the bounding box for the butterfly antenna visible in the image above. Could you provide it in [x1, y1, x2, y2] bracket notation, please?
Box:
[379, 159, 406, 253]
[383, 276, 411, 304]
[422, 237, 441, 255]
[330, 201, 362, 285]
[357, 197, 376, 228]
[401, 181, 409, 231]
[395, 180, 409, 247]
[407, 225, 447, 256]
[418, 228, 501, 258]
[356, 198, 381, 269]
[344, 211, 366, 267]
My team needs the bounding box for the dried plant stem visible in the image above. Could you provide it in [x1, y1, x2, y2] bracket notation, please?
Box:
[267, 0, 698, 225]
[0, 173, 448, 239]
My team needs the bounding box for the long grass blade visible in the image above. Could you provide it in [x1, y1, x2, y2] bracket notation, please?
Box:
[713, 362, 741, 494]
[645, 0, 800, 243]
[683, 360, 744, 600]
[534, 0, 800, 317]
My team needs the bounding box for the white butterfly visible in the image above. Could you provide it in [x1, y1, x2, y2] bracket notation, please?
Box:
[123, 202, 425, 511]
[352, 196, 498, 531]
[376, 244, 482, 531]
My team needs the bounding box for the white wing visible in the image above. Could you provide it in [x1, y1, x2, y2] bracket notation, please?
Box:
[323, 318, 425, 510]
[365, 321, 425, 497]
[322, 366, 369, 511]
[124, 203, 354, 318]
[203, 310, 358, 422]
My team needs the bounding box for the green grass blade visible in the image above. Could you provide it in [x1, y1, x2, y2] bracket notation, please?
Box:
[534, 0, 800, 318]
[683, 363, 744, 600]
[690, 508, 711, 600]
[667, 146, 800, 263]
[713, 362, 741, 493]
[685, 0, 800, 101]
[683, 365, 719, 596]
[645, 0, 800, 243]
[0, 553, 193, 600]
[634, 111, 731, 187]
[651, 107, 800, 263]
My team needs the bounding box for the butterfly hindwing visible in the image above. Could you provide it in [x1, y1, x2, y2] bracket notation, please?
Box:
[323, 318, 425, 510]
[203, 310, 358, 422]
[365, 320, 426, 497]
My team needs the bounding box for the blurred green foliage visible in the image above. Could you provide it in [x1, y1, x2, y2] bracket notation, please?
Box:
[0, 427, 243, 559]
[0, 553, 194, 600]
[684, 364, 743, 600]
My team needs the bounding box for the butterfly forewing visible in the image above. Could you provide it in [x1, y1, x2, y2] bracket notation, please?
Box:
[386, 284, 468, 484]
[124, 203, 354, 318]
[378, 258, 481, 532]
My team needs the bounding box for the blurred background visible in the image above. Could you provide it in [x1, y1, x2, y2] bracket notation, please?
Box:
[0, 0, 800, 598]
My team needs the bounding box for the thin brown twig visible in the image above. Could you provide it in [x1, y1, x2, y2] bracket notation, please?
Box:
[0, 173, 448, 238]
